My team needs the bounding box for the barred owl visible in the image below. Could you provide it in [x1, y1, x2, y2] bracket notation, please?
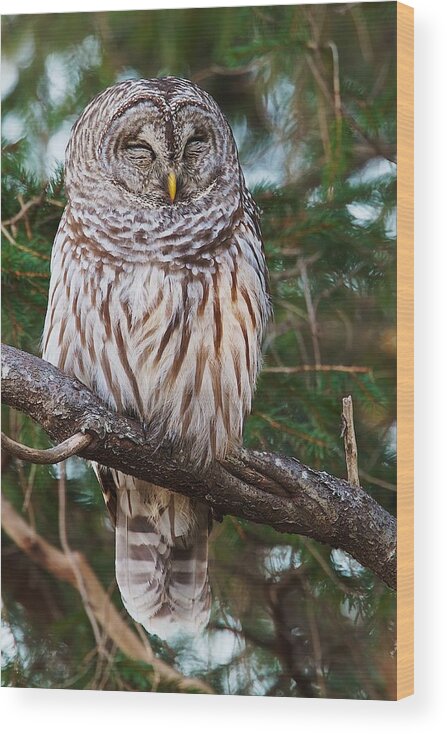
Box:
[42, 78, 270, 637]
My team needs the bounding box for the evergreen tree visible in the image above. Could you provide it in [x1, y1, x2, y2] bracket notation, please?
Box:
[2, 3, 397, 698]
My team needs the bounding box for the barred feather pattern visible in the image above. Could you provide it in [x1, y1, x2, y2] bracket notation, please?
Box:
[42, 78, 270, 637]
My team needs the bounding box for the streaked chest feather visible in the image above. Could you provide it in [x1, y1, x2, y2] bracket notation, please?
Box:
[43, 243, 266, 465]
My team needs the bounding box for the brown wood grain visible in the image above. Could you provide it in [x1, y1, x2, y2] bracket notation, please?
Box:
[397, 1, 414, 701]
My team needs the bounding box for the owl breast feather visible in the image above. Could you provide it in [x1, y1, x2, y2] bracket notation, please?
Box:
[42, 221, 268, 467]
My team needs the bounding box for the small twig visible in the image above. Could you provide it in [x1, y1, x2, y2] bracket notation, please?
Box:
[16, 195, 32, 240]
[1, 224, 51, 262]
[46, 198, 65, 208]
[2, 195, 44, 227]
[256, 407, 396, 493]
[1, 268, 49, 279]
[298, 258, 321, 368]
[305, 592, 327, 697]
[1, 497, 213, 694]
[300, 537, 358, 595]
[316, 88, 331, 164]
[58, 461, 108, 660]
[326, 41, 342, 125]
[359, 469, 396, 493]
[305, 45, 394, 162]
[326, 40, 343, 176]
[22, 462, 37, 515]
[341, 396, 360, 487]
[1, 431, 93, 464]
[255, 411, 328, 448]
[192, 61, 257, 83]
[350, 4, 374, 64]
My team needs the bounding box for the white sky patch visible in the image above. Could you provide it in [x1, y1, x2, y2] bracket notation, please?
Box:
[1, 112, 25, 143]
[331, 548, 365, 578]
[1, 616, 18, 665]
[263, 544, 298, 577]
[77, 35, 102, 71]
[65, 455, 90, 481]
[243, 144, 286, 188]
[1, 603, 29, 669]
[45, 53, 71, 105]
[174, 625, 245, 680]
[115, 67, 140, 83]
[347, 156, 397, 230]
[232, 76, 295, 188]
[237, 123, 288, 188]
[349, 156, 396, 185]
[1, 58, 19, 99]
[339, 597, 362, 623]
[15, 32, 35, 69]
[264, 75, 296, 130]
[347, 201, 381, 227]
[45, 119, 75, 176]
[231, 118, 248, 155]
[49, 454, 89, 481]
[2, 32, 35, 100]
[385, 207, 397, 238]
[386, 420, 397, 456]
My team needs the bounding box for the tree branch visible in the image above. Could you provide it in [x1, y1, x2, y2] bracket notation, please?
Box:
[1, 497, 213, 694]
[1, 430, 92, 464]
[341, 395, 360, 487]
[1, 344, 397, 589]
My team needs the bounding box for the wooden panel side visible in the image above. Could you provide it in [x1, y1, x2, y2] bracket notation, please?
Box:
[396, 0, 414, 701]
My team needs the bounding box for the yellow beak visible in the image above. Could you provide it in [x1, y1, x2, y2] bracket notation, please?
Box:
[167, 171, 177, 203]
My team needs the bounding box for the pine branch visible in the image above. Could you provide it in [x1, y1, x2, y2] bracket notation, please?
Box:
[1, 496, 213, 694]
[1, 344, 397, 589]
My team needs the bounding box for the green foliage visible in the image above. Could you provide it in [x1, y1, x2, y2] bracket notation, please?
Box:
[2, 3, 397, 698]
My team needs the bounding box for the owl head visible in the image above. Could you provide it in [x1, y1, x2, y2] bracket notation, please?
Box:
[65, 77, 241, 210]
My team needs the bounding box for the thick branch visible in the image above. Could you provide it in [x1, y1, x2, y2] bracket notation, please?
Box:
[1, 497, 212, 694]
[1, 344, 396, 589]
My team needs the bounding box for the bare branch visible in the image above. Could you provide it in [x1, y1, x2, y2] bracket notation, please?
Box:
[1, 497, 213, 694]
[2, 195, 44, 227]
[1, 223, 51, 262]
[1, 430, 92, 464]
[1, 344, 397, 589]
[298, 257, 321, 367]
[341, 395, 360, 487]
[57, 461, 108, 660]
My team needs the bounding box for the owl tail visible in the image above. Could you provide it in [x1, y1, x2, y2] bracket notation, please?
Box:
[163, 502, 212, 632]
[115, 488, 211, 638]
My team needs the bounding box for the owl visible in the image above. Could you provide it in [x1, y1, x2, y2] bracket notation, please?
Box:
[42, 77, 270, 637]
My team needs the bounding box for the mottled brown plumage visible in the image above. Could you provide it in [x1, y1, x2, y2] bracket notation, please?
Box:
[42, 77, 270, 637]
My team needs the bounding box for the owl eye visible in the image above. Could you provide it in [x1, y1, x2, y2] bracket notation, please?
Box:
[187, 134, 206, 145]
[184, 133, 207, 155]
[125, 141, 155, 161]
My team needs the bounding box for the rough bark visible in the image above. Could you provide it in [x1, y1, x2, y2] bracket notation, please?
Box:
[1, 343, 397, 589]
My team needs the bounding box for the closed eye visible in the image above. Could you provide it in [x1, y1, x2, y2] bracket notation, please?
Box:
[185, 132, 208, 149]
[125, 141, 155, 159]
[187, 134, 206, 145]
[183, 134, 208, 162]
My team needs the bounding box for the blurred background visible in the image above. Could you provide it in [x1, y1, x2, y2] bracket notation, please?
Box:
[1, 3, 397, 698]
